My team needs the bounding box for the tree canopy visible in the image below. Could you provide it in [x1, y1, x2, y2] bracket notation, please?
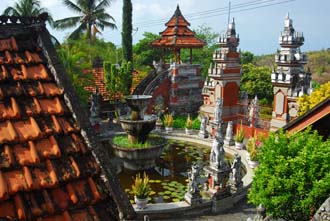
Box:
[248, 128, 330, 221]
[240, 63, 273, 103]
[297, 81, 330, 116]
[54, 0, 116, 41]
[133, 32, 164, 70]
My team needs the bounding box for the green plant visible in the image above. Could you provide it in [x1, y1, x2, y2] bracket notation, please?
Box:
[234, 126, 245, 143]
[132, 172, 151, 199]
[246, 136, 259, 161]
[163, 114, 173, 127]
[185, 114, 193, 129]
[248, 128, 330, 220]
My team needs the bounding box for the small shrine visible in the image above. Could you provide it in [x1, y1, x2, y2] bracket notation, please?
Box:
[199, 18, 241, 131]
[148, 5, 206, 114]
[270, 14, 312, 131]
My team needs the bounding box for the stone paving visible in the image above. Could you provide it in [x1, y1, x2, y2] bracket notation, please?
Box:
[160, 198, 256, 221]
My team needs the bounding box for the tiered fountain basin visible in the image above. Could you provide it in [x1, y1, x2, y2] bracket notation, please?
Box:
[112, 135, 166, 170]
[112, 95, 167, 170]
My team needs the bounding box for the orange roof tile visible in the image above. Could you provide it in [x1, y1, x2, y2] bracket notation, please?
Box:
[151, 5, 205, 49]
[0, 14, 133, 220]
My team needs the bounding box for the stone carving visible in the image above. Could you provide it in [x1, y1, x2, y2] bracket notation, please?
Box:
[187, 163, 200, 194]
[90, 88, 100, 118]
[249, 95, 260, 127]
[224, 121, 235, 146]
[210, 125, 226, 170]
[231, 153, 243, 188]
[313, 196, 330, 221]
[214, 98, 223, 124]
[199, 116, 208, 138]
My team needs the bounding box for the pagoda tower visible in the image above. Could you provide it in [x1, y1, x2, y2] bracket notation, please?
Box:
[270, 14, 312, 131]
[199, 18, 241, 128]
[148, 5, 206, 114]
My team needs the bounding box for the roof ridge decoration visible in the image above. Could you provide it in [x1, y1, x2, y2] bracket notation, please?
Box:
[0, 13, 48, 26]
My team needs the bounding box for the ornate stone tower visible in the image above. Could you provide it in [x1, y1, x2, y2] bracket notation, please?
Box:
[200, 18, 241, 127]
[270, 14, 312, 131]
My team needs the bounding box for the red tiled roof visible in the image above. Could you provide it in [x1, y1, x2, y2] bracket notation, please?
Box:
[84, 67, 110, 101]
[151, 5, 205, 48]
[0, 15, 129, 221]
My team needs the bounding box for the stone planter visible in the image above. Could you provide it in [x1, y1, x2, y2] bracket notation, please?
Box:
[165, 127, 173, 133]
[246, 152, 250, 161]
[112, 142, 166, 170]
[154, 121, 162, 132]
[248, 159, 259, 169]
[235, 141, 244, 150]
[134, 196, 148, 209]
[185, 128, 193, 135]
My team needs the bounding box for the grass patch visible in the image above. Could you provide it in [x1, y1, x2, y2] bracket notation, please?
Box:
[112, 135, 165, 149]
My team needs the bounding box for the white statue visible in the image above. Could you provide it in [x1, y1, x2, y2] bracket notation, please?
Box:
[188, 164, 200, 194]
[231, 153, 242, 186]
[214, 98, 223, 123]
[210, 126, 226, 169]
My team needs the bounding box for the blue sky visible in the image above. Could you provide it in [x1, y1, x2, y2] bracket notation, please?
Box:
[2, 0, 330, 55]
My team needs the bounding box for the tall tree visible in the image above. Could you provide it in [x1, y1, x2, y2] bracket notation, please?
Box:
[2, 0, 54, 26]
[54, 0, 116, 41]
[122, 0, 133, 62]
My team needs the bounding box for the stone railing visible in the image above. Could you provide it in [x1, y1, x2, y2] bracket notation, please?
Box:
[143, 69, 170, 95]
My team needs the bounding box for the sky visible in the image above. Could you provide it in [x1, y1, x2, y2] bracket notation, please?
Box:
[1, 0, 330, 55]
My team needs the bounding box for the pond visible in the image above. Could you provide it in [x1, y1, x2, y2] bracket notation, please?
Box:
[116, 139, 244, 204]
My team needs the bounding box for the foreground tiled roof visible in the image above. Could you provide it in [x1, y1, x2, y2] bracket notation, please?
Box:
[0, 14, 134, 220]
[151, 5, 206, 48]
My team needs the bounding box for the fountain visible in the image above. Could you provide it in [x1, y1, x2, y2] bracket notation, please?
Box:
[111, 95, 167, 170]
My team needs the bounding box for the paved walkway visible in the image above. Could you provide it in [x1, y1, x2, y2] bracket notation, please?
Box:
[161, 198, 256, 221]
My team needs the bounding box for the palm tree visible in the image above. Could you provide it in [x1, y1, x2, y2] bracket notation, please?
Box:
[3, 0, 54, 26]
[54, 0, 116, 41]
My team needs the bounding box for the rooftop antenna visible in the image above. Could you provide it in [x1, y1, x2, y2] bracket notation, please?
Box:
[227, 1, 231, 25]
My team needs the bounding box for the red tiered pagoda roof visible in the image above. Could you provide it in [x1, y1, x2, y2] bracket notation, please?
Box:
[151, 5, 206, 49]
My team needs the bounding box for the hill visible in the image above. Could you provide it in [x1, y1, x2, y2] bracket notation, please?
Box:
[254, 50, 330, 84]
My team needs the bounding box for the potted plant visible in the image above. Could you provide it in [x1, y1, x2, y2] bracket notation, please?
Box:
[132, 172, 152, 209]
[185, 114, 193, 135]
[163, 113, 173, 132]
[246, 136, 260, 168]
[234, 125, 245, 149]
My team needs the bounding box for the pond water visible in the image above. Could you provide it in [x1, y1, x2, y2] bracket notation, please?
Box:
[116, 140, 243, 204]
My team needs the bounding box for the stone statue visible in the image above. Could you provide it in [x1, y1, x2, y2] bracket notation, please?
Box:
[199, 116, 208, 138]
[214, 98, 223, 124]
[90, 88, 100, 118]
[248, 95, 260, 127]
[224, 121, 235, 146]
[231, 153, 242, 188]
[187, 163, 200, 194]
[210, 125, 226, 169]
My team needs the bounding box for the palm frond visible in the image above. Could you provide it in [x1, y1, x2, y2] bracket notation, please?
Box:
[68, 22, 86, 39]
[54, 16, 82, 29]
[62, 0, 83, 14]
[3, 7, 17, 16]
[95, 0, 111, 11]
[97, 20, 117, 29]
